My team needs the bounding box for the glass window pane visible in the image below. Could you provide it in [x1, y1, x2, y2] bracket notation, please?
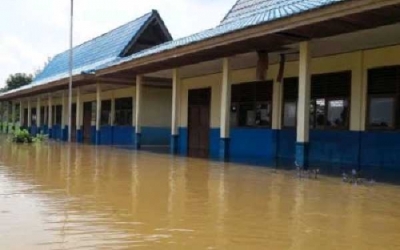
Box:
[283, 102, 297, 127]
[230, 104, 238, 127]
[369, 97, 395, 128]
[239, 103, 255, 126]
[327, 99, 349, 128]
[255, 102, 271, 126]
[315, 98, 326, 129]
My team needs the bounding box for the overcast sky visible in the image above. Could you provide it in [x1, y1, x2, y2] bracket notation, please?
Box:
[0, 0, 235, 87]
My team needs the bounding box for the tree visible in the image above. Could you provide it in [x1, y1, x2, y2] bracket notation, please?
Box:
[1, 73, 33, 92]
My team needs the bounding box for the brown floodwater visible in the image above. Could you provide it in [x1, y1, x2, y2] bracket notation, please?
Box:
[0, 136, 400, 250]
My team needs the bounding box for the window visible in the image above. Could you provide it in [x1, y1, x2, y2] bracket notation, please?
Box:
[53, 105, 62, 125]
[230, 81, 273, 128]
[367, 66, 400, 129]
[281, 71, 351, 129]
[282, 78, 298, 127]
[115, 97, 133, 126]
[101, 100, 111, 125]
[31, 108, 37, 126]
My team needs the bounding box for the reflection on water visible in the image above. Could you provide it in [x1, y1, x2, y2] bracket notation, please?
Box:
[0, 136, 400, 249]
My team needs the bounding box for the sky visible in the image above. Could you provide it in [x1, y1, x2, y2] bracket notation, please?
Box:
[0, 0, 236, 87]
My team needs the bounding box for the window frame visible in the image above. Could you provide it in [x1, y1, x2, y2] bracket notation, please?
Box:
[230, 81, 273, 129]
[367, 94, 397, 130]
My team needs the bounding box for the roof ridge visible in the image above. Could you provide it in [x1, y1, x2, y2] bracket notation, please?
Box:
[220, 0, 242, 24]
[220, 0, 306, 25]
[49, 10, 155, 61]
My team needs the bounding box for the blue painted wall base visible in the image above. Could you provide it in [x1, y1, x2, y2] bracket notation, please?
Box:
[62, 127, 68, 141]
[170, 134, 179, 154]
[296, 142, 309, 169]
[76, 129, 83, 143]
[135, 133, 142, 149]
[48, 128, 53, 139]
[95, 130, 101, 145]
[219, 138, 230, 161]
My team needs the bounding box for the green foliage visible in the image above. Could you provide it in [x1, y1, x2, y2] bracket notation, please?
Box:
[12, 129, 33, 143]
[32, 133, 48, 143]
[11, 129, 48, 144]
[1, 73, 33, 93]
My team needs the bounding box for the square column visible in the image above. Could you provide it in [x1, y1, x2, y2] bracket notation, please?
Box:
[62, 92, 68, 141]
[27, 99, 32, 132]
[19, 100, 24, 129]
[95, 84, 102, 145]
[296, 41, 311, 168]
[36, 97, 41, 134]
[48, 95, 53, 138]
[219, 57, 232, 161]
[135, 75, 143, 149]
[171, 68, 180, 154]
[11, 102, 16, 132]
[76, 87, 83, 143]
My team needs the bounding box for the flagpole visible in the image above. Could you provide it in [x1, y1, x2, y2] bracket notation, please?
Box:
[68, 0, 74, 142]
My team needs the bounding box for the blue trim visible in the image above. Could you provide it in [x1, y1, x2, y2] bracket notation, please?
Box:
[100, 125, 113, 145]
[95, 130, 101, 145]
[76, 129, 83, 143]
[30, 125, 38, 136]
[178, 127, 188, 156]
[219, 138, 230, 161]
[295, 142, 309, 169]
[113, 126, 134, 145]
[62, 126, 68, 141]
[90, 126, 96, 144]
[229, 128, 277, 165]
[42, 125, 49, 135]
[170, 134, 179, 154]
[48, 128, 53, 139]
[135, 133, 142, 149]
[141, 127, 170, 145]
[209, 129, 220, 159]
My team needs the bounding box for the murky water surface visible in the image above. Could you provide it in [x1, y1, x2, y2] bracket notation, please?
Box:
[1, 136, 400, 249]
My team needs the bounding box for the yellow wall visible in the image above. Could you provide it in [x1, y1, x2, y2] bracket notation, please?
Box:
[178, 44, 400, 132]
[27, 85, 172, 128]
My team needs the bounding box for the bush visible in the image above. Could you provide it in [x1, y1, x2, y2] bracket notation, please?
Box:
[12, 129, 33, 143]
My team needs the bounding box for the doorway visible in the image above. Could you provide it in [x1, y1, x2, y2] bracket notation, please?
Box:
[83, 102, 92, 143]
[188, 88, 211, 158]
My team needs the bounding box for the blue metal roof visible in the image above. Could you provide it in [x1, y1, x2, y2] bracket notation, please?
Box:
[34, 11, 154, 83]
[221, 0, 345, 25]
[104, 0, 347, 70]
[1, 10, 166, 96]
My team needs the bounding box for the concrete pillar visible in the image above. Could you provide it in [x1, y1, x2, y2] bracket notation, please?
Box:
[272, 81, 283, 130]
[27, 99, 32, 132]
[350, 51, 365, 131]
[135, 75, 143, 149]
[11, 101, 16, 132]
[296, 41, 311, 168]
[110, 93, 115, 126]
[171, 68, 180, 154]
[48, 95, 53, 138]
[19, 100, 23, 129]
[219, 57, 232, 161]
[95, 83, 102, 145]
[76, 87, 83, 143]
[62, 92, 68, 141]
[36, 97, 41, 134]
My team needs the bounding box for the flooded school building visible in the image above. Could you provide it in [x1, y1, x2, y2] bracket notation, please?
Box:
[2, 0, 400, 176]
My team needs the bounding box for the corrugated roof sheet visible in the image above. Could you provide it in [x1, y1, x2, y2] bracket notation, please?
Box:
[103, 0, 347, 70]
[1, 11, 157, 96]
